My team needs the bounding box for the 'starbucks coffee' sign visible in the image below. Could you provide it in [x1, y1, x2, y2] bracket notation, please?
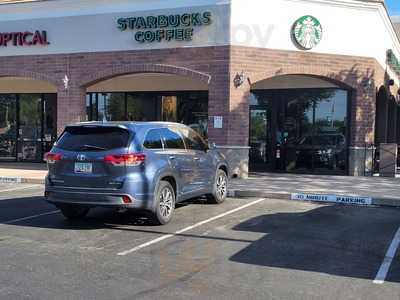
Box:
[292, 15, 322, 50]
[117, 12, 212, 43]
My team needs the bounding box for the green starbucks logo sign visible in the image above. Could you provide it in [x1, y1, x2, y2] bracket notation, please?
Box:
[292, 15, 322, 50]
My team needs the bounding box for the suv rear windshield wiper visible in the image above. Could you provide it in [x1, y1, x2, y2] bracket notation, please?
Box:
[79, 145, 107, 151]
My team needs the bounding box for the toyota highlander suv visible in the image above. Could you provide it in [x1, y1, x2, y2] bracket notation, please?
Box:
[44, 122, 228, 225]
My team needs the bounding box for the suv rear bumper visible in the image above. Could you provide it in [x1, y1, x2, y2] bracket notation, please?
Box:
[45, 189, 153, 210]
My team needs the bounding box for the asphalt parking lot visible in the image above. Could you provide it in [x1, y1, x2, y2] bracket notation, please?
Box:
[0, 184, 400, 300]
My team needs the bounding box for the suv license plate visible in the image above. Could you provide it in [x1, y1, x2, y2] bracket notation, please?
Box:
[74, 162, 93, 174]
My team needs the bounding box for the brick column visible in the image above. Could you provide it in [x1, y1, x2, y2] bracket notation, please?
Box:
[57, 85, 87, 136]
[207, 51, 230, 146]
[207, 51, 250, 178]
[348, 83, 376, 176]
[228, 82, 250, 146]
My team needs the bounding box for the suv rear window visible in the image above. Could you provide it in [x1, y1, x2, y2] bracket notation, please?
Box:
[56, 126, 130, 151]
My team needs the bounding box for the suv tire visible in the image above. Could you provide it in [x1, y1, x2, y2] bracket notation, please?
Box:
[152, 180, 176, 225]
[207, 169, 228, 204]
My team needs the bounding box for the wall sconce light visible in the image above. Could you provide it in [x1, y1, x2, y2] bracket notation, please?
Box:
[63, 74, 69, 90]
[233, 71, 246, 88]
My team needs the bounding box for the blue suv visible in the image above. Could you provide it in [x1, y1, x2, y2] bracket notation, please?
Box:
[45, 122, 229, 225]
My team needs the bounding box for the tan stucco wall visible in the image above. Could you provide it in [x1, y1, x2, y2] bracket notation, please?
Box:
[0, 77, 57, 93]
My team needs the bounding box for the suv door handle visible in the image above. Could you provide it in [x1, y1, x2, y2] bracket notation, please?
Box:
[194, 157, 200, 161]
[169, 156, 176, 160]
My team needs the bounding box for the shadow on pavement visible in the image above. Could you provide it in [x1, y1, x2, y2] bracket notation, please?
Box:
[229, 205, 400, 283]
[0, 196, 255, 244]
[0, 196, 209, 231]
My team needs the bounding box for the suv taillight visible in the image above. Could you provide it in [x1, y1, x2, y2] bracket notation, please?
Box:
[104, 153, 146, 167]
[45, 153, 62, 164]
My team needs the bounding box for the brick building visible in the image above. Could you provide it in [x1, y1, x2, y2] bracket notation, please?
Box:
[0, 0, 399, 177]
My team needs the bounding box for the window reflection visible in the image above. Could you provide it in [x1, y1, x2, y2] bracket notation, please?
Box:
[250, 88, 348, 175]
[0, 93, 57, 162]
[87, 91, 208, 139]
[313, 90, 347, 172]
[0, 95, 16, 160]
[97, 93, 125, 121]
[19, 94, 42, 161]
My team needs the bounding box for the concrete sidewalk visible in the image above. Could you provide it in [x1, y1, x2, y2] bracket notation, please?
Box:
[0, 163, 399, 207]
[0, 163, 47, 184]
[230, 173, 400, 207]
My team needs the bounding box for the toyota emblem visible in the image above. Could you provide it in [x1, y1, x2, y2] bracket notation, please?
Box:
[77, 154, 87, 161]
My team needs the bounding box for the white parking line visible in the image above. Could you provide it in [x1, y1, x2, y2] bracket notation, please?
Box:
[373, 226, 400, 284]
[3, 210, 60, 225]
[117, 198, 266, 256]
[0, 185, 41, 194]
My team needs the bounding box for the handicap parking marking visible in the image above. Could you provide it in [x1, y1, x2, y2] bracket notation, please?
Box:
[373, 226, 400, 284]
[117, 198, 266, 256]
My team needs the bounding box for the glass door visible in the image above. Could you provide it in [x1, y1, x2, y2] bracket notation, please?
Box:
[249, 92, 273, 172]
[43, 94, 58, 155]
[249, 88, 348, 175]
[249, 108, 270, 171]
[277, 95, 314, 173]
[313, 90, 348, 174]
[18, 94, 43, 161]
[0, 95, 17, 161]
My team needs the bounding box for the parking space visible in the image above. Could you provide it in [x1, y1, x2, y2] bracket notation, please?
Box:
[0, 184, 400, 299]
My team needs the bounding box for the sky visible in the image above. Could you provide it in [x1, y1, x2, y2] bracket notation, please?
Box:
[386, 0, 399, 16]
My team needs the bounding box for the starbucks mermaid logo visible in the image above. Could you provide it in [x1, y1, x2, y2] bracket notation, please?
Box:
[292, 16, 322, 50]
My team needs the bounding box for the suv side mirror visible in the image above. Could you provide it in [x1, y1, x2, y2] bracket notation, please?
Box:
[208, 142, 217, 150]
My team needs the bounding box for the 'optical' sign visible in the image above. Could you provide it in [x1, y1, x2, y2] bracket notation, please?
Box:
[117, 12, 212, 43]
[0, 30, 49, 47]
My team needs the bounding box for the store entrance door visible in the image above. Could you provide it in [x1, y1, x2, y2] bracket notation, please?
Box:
[249, 106, 272, 171]
[16, 94, 57, 162]
[18, 94, 42, 161]
[249, 89, 349, 175]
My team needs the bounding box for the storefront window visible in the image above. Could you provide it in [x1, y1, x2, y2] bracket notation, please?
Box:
[97, 93, 125, 121]
[127, 93, 158, 121]
[249, 93, 271, 170]
[250, 88, 348, 175]
[0, 93, 57, 162]
[87, 91, 208, 138]
[18, 94, 42, 161]
[162, 96, 178, 122]
[281, 94, 314, 172]
[313, 90, 347, 173]
[86, 94, 93, 121]
[0, 95, 17, 160]
[43, 94, 58, 154]
[177, 92, 208, 138]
